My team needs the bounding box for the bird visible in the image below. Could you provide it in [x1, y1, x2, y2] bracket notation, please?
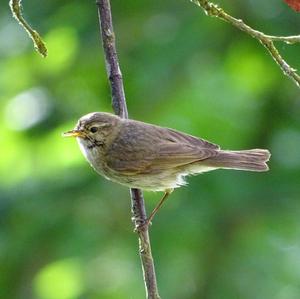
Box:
[63, 112, 270, 225]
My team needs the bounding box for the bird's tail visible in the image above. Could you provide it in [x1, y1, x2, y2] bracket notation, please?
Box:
[207, 149, 271, 172]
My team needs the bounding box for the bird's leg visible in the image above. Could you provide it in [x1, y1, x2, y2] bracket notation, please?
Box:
[145, 189, 174, 227]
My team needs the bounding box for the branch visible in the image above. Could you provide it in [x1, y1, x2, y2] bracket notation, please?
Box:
[9, 0, 47, 57]
[191, 0, 300, 88]
[95, 1, 161, 298]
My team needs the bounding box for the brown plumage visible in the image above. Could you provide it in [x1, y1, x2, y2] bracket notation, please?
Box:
[63, 112, 271, 192]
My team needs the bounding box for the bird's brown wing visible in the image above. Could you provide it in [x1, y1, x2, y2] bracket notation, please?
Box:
[163, 127, 220, 150]
[105, 121, 219, 175]
[148, 142, 218, 172]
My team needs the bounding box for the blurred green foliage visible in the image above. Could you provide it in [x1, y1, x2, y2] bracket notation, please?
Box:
[1, 1, 300, 298]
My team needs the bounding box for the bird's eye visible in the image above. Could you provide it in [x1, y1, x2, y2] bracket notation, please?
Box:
[90, 126, 98, 133]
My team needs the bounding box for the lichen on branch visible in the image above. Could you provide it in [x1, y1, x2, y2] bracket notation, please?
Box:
[9, 0, 47, 57]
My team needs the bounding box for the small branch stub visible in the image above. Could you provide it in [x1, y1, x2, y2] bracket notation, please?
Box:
[9, 0, 48, 57]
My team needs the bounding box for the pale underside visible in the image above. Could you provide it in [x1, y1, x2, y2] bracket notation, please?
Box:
[79, 139, 217, 191]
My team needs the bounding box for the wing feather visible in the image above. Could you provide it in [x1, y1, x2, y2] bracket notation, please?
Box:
[105, 120, 219, 175]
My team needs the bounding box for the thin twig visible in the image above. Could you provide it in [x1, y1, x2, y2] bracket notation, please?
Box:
[191, 0, 300, 88]
[95, 1, 161, 298]
[265, 35, 300, 44]
[9, 0, 47, 57]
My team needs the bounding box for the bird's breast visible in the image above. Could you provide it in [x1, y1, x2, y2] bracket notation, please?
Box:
[77, 138, 111, 177]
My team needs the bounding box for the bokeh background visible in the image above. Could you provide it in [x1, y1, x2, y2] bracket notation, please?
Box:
[1, 0, 300, 298]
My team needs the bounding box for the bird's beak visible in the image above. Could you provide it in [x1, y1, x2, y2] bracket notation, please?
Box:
[62, 129, 85, 138]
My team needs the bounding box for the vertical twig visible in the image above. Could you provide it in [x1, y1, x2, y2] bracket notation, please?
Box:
[95, 1, 161, 298]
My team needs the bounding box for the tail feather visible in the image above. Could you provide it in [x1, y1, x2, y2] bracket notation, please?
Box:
[207, 149, 271, 172]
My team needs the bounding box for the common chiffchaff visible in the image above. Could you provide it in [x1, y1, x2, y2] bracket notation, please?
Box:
[63, 112, 270, 223]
